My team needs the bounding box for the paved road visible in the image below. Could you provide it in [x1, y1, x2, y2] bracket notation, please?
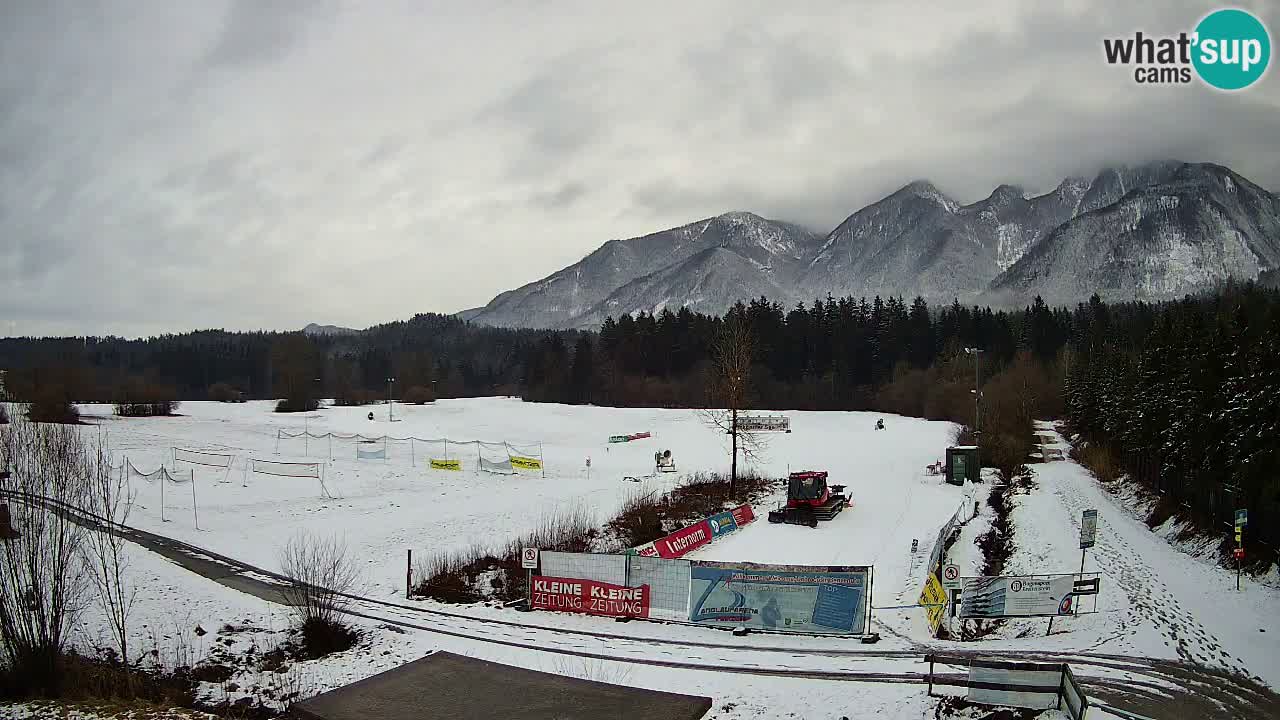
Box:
[6, 489, 1278, 719]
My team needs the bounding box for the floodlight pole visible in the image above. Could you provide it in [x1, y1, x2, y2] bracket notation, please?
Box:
[387, 377, 395, 422]
[965, 348, 984, 474]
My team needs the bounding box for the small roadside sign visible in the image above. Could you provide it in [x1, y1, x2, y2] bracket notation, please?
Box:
[1079, 509, 1098, 549]
[942, 564, 961, 589]
[1072, 577, 1100, 596]
[1235, 509, 1247, 529]
[1233, 547, 1245, 560]
[521, 547, 539, 569]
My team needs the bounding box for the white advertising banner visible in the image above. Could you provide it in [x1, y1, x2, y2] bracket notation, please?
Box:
[959, 574, 1078, 618]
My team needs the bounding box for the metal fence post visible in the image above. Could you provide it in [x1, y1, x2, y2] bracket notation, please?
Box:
[926, 654, 934, 697]
[406, 549, 413, 599]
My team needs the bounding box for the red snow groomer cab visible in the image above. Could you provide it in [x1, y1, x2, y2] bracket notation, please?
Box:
[767, 470, 849, 527]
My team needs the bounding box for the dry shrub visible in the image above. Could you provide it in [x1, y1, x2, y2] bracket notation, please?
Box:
[414, 505, 596, 603]
[607, 471, 773, 548]
[27, 388, 79, 424]
[278, 533, 361, 657]
[1070, 442, 1119, 484]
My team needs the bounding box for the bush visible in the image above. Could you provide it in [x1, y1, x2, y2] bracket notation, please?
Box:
[1071, 442, 1120, 484]
[278, 533, 361, 658]
[414, 504, 596, 603]
[114, 400, 179, 418]
[402, 385, 434, 404]
[275, 398, 320, 413]
[112, 377, 180, 417]
[0, 415, 101, 695]
[27, 389, 79, 424]
[207, 382, 244, 403]
[607, 471, 773, 548]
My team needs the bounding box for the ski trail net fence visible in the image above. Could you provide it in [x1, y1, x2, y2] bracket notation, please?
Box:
[123, 457, 200, 527]
[246, 458, 334, 498]
[274, 430, 544, 473]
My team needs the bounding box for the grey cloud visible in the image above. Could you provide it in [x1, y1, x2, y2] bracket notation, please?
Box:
[2, 0, 1279, 337]
[531, 182, 588, 210]
[204, 0, 332, 69]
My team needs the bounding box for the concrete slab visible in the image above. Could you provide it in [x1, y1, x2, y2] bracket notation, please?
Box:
[290, 651, 713, 720]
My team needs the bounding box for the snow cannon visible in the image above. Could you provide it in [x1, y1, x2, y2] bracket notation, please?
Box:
[767, 470, 849, 528]
[655, 449, 677, 473]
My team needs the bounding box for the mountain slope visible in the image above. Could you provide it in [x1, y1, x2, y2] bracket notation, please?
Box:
[464, 161, 1278, 328]
[988, 164, 1280, 304]
[465, 212, 822, 328]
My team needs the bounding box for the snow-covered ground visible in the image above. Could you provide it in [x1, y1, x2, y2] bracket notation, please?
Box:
[87, 398, 961, 600]
[34, 402, 1280, 718]
[1011, 422, 1280, 686]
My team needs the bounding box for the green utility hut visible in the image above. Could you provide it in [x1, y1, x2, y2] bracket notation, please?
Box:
[945, 445, 979, 486]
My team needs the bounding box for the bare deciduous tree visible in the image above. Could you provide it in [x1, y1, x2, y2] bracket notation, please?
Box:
[699, 312, 767, 496]
[82, 435, 137, 678]
[278, 532, 360, 631]
[0, 416, 93, 694]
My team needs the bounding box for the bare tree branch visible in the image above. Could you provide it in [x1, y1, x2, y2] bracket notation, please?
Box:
[81, 430, 137, 673]
[699, 313, 768, 493]
[279, 532, 361, 630]
[0, 415, 93, 693]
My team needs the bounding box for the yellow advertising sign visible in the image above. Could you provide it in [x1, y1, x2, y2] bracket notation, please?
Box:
[918, 572, 948, 634]
[430, 458, 462, 471]
[510, 456, 543, 470]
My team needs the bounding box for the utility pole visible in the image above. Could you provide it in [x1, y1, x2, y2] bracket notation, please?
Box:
[965, 348, 984, 472]
[387, 376, 395, 422]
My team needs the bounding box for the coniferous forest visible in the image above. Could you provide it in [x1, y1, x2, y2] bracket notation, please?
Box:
[1, 283, 1277, 553]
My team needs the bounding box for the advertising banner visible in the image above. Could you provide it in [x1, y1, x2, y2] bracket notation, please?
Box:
[707, 511, 738, 538]
[430, 458, 462, 471]
[608, 435, 630, 443]
[655, 521, 712, 558]
[731, 504, 756, 527]
[510, 456, 543, 470]
[530, 576, 650, 618]
[918, 572, 947, 634]
[736, 415, 790, 432]
[356, 444, 387, 460]
[628, 541, 659, 557]
[960, 575, 1077, 618]
[689, 562, 869, 633]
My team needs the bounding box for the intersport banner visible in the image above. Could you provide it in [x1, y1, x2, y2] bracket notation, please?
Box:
[530, 576, 650, 618]
[629, 504, 757, 557]
[689, 562, 870, 634]
[655, 520, 712, 558]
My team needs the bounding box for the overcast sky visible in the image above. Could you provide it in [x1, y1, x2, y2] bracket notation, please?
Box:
[2, 0, 1278, 338]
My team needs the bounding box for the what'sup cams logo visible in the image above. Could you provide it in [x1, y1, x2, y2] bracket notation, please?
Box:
[1104, 8, 1271, 90]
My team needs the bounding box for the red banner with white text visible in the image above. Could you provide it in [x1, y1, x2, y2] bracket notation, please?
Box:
[531, 576, 650, 618]
[654, 520, 712, 559]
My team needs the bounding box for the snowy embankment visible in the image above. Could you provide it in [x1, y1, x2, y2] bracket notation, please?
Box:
[969, 421, 1280, 689]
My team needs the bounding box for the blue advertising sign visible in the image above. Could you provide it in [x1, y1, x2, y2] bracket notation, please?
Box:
[706, 511, 738, 538]
[688, 562, 869, 634]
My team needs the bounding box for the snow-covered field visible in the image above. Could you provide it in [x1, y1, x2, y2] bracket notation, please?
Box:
[87, 398, 961, 599]
[19, 400, 1280, 719]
